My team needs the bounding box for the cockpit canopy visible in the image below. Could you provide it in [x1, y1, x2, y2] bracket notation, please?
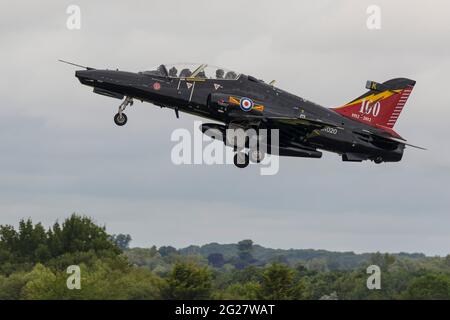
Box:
[140, 63, 240, 80]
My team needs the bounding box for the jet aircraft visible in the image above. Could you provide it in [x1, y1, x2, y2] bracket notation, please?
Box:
[61, 60, 425, 168]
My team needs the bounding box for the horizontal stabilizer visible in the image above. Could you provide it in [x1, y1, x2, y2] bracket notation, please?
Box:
[387, 137, 427, 150]
[362, 129, 427, 150]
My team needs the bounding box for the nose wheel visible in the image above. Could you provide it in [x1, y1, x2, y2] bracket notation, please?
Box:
[114, 96, 133, 126]
[114, 113, 128, 126]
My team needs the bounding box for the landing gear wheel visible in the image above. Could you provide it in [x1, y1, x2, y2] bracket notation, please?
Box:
[374, 157, 383, 164]
[233, 152, 249, 168]
[249, 149, 265, 163]
[114, 96, 133, 127]
[114, 113, 128, 126]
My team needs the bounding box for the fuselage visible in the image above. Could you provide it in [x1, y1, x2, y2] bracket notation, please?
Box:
[75, 68, 404, 163]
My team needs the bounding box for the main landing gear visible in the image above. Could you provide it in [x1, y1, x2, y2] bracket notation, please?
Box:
[231, 134, 266, 169]
[249, 148, 265, 164]
[233, 152, 249, 168]
[114, 96, 133, 126]
[233, 148, 266, 169]
[374, 156, 384, 164]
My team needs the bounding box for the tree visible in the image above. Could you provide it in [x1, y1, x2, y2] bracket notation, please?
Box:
[402, 273, 450, 300]
[159, 246, 177, 257]
[163, 262, 212, 299]
[369, 252, 396, 271]
[260, 263, 297, 300]
[231, 266, 262, 284]
[445, 255, 450, 267]
[18, 220, 48, 261]
[0, 214, 123, 276]
[111, 268, 163, 299]
[219, 281, 261, 300]
[55, 214, 120, 255]
[0, 220, 48, 264]
[21, 264, 59, 299]
[0, 272, 29, 300]
[207, 253, 225, 268]
[111, 234, 132, 251]
[235, 239, 255, 269]
[237, 239, 253, 258]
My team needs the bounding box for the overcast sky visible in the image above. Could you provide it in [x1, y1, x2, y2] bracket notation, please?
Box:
[1, 0, 449, 255]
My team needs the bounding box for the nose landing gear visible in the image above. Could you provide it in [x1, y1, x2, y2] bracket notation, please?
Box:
[114, 96, 133, 126]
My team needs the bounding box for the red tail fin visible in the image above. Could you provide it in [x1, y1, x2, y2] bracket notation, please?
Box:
[332, 78, 416, 130]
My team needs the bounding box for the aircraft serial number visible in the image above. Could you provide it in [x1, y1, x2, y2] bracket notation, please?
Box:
[321, 127, 338, 135]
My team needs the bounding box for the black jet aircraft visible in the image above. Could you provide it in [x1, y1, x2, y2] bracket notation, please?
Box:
[61, 60, 425, 168]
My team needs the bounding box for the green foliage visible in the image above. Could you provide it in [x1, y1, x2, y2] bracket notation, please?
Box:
[237, 239, 253, 253]
[56, 214, 120, 255]
[402, 273, 450, 300]
[10, 261, 163, 300]
[159, 246, 177, 257]
[369, 252, 396, 271]
[260, 263, 302, 299]
[110, 234, 132, 251]
[217, 281, 261, 300]
[163, 262, 212, 299]
[0, 214, 120, 275]
[0, 272, 29, 300]
[207, 253, 225, 268]
[1, 217, 450, 300]
[231, 266, 263, 284]
[0, 215, 161, 300]
[235, 239, 255, 269]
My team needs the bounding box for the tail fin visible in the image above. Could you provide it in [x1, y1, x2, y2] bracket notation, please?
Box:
[332, 78, 416, 131]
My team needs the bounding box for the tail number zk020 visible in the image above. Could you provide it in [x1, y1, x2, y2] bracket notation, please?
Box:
[359, 100, 380, 117]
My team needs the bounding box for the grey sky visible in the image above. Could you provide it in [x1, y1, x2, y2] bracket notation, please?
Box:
[1, 1, 449, 255]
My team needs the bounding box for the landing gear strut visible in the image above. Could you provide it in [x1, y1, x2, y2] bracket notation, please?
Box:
[249, 148, 265, 163]
[114, 96, 133, 126]
[230, 128, 267, 168]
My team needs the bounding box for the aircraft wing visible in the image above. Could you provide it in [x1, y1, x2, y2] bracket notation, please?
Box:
[228, 112, 426, 150]
[226, 111, 342, 130]
[218, 94, 426, 151]
[268, 116, 342, 129]
[213, 93, 341, 129]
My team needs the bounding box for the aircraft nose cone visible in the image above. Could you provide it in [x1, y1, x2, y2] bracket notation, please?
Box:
[75, 70, 96, 85]
[75, 70, 90, 79]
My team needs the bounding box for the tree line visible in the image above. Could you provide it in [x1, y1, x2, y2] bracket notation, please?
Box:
[1, 214, 450, 299]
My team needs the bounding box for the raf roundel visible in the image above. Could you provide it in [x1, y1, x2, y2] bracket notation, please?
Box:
[153, 82, 161, 90]
[239, 97, 254, 112]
